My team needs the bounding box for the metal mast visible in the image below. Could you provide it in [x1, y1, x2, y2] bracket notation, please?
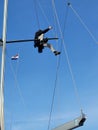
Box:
[0, 0, 8, 130]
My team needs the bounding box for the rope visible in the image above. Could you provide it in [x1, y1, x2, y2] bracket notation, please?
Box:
[6, 50, 26, 108]
[33, 0, 53, 29]
[35, 0, 57, 37]
[36, 0, 51, 26]
[33, 0, 40, 29]
[51, 0, 58, 40]
[68, 3, 98, 44]
[48, 0, 82, 130]
[47, 56, 61, 130]
[47, 1, 69, 130]
[63, 3, 69, 35]
[60, 2, 69, 54]
[53, 0, 83, 110]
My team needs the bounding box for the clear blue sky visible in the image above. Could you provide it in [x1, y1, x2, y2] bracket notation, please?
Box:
[0, 0, 98, 130]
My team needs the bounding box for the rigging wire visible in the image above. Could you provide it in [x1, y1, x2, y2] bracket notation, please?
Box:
[68, 3, 98, 44]
[33, 0, 53, 29]
[34, 0, 57, 39]
[47, 55, 61, 130]
[47, 3, 69, 130]
[51, 0, 58, 40]
[47, 1, 61, 130]
[51, 0, 60, 55]
[33, 0, 40, 29]
[47, 2, 83, 129]
[63, 3, 69, 36]
[36, 0, 51, 26]
[6, 50, 26, 109]
[52, 0, 83, 111]
[60, 2, 69, 53]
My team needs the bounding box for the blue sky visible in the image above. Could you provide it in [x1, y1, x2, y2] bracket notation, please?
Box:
[0, 0, 98, 130]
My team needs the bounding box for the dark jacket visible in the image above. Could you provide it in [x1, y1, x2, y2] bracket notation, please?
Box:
[34, 28, 50, 53]
[34, 28, 50, 46]
[35, 28, 50, 40]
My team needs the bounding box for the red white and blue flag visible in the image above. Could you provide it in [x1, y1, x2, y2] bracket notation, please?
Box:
[11, 54, 19, 60]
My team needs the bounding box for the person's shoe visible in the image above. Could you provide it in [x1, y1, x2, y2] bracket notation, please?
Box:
[54, 51, 61, 56]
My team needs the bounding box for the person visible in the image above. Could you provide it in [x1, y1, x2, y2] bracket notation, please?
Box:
[34, 26, 61, 56]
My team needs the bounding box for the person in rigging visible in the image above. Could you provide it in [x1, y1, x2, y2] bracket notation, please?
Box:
[34, 26, 61, 56]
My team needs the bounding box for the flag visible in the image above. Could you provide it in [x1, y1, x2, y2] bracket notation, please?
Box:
[11, 54, 19, 60]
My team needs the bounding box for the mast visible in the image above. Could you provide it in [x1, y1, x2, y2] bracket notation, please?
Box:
[0, 0, 8, 130]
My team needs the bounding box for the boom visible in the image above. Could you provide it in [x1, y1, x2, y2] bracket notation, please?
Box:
[0, 38, 58, 46]
[52, 113, 86, 130]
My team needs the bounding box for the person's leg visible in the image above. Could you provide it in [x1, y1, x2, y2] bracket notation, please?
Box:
[43, 43, 55, 52]
[43, 43, 61, 55]
[38, 45, 44, 53]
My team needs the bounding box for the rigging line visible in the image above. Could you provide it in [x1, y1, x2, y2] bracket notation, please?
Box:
[52, 0, 83, 112]
[51, 0, 58, 39]
[36, 0, 50, 26]
[63, 3, 69, 36]
[68, 3, 98, 44]
[51, 0, 59, 51]
[47, 1, 69, 130]
[14, 48, 20, 77]
[60, 3, 69, 53]
[47, 56, 61, 130]
[16, 46, 20, 77]
[47, 1, 63, 129]
[37, 1, 56, 37]
[15, 53, 19, 77]
[33, 0, 40, 28]
[6, 51, 26, 109]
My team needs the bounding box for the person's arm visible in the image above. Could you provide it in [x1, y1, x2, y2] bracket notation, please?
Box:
[42, 26, 52, 34]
